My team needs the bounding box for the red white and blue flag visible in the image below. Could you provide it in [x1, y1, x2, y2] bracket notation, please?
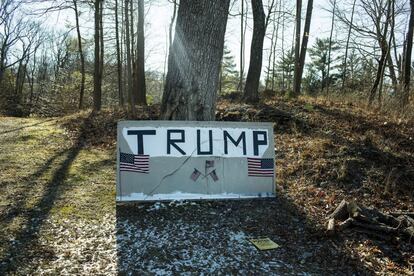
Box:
[247, 158, 274, 177]
[120, 152, 149, 173]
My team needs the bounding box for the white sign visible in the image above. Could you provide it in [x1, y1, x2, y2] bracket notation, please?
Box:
[122, 127, 270, 158]
[117, 121, 275, 201]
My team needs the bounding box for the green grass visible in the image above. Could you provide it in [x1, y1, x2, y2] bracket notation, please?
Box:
[0, 115, 116, 264]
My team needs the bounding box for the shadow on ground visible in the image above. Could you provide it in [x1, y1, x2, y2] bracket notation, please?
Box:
[115, 197, 373, 274]
[0, 114, 93, 274]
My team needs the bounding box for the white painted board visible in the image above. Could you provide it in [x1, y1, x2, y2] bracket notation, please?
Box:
[116, 121, 275, 201]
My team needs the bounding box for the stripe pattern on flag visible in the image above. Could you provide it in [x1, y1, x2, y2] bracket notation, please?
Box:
[247, 158, 274, 177]
[120, 152, 149, 173]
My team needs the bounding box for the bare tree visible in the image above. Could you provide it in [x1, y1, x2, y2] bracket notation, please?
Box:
[124, 0, 135, 114]
[325, 0, 336, 94]
[243, 0, 266, 103]
[0, 2, 26, 84]
[73, 0, 85, 109]
[402, 0, 414, 108]
[93, 0, 103, 110]
[341, 0, 356, 90]
[292, 0, 301, 97]
[115, 0, 123, 106]
[293, 0, 313, 96]
[238, 0, 248, 93]
[134, 0, 146, 105]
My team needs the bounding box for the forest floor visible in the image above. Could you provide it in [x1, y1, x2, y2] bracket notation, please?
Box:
[0, 96, 413, 275]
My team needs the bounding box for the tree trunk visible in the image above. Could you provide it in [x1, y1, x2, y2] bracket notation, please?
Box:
[295, 0, 313, 96]
[238, 0, 246, 93]
[402, 0, 414, 108]
[93, 0, 102, 111]
[243, 0, 266, 103]
[115, 0, 123, 106]
[386, 0, 398, 95]
[270, 0, 281, 91]
[341, 0, 356, 90]
[73, 0, 86, 109]
[326, 0, 336, 95]
[130, 0, 135, 62]
[369, 49, 387, 105]
[99, 1, 104, 89]
[369, 0, 391, 106]
[134, 0, 146, 105]
[124, 0, 135, 115]
[281, 1, 285, 92]
[291, 0, 302, 97]
[160, 0, 230, 120]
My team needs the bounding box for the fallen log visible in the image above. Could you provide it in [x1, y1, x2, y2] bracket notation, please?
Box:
[327, 200, 414, 241]
[327, 199, 348, 220]
[327, 218, 335, 234]
[338, 217, 354, 231]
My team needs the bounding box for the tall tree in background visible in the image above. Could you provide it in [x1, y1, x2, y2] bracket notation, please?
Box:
[292, 0, 302, 97]
[124, 0, 135, 115]
[238, 0, 247, 93]
[134, 0, 146, 105]
[266, 0, 280, 91]
[402, 0, 414, 108]
[93, 0, 103, 111]
[293, 0, 313, 96]
[368, 0, 392, 106]
[115, 0, 123, 106]
[160, 0, 230, 120]
[243, 0, 265, 103]
[325, 0, 336, 94]
[73, 0, 85, 109]
[341, 0, 356, 90]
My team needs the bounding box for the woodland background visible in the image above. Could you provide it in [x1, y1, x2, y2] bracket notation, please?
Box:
[0, 0, 413, 118]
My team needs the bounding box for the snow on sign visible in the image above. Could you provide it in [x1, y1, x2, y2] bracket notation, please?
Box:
[116, 121, 276, 201]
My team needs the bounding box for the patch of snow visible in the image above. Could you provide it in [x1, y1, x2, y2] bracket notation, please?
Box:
[117, 191, 275, 201]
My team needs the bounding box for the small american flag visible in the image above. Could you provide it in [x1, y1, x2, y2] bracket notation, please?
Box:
[119, 152, 149, 173]
[247, 158, 274, 177]
[190, 169, 201, 181]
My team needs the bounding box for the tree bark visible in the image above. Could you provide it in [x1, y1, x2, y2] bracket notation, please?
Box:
[134, 0, 146, 105]
[160, 0, 230, 120]
[124, 0, 135, 115]
[73, 0, 85, 109]
[386, 0, 398, 95]
[115, 0, 123, 106]
[368, 0, 391, 106]
[325, 0, 336, 95]
[294, 0, 313, 96]
[291, 0, 302, 97]
[243, 0, 266, 103]
[238, 0, 247, 93]
[99, 0, 104, 89]
[402, 0, 414, 108]
[341, 0, 356, 90]
[93, 0, 102, 111]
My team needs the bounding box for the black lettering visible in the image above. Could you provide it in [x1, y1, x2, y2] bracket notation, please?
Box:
[167, 129, 186, 155]
[253, 131, 267, 156]
[127, 130, 156, 154]
[223, 131, 246, 155]
[197, 129, 213, 155]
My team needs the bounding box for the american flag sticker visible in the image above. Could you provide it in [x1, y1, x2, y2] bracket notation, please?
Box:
[209, 169, 219, 182]
[205, 160, 214, 168]
[119, 152, 149, 173]
[190, 169, 201, 181]
[247, 158, 274, 177]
